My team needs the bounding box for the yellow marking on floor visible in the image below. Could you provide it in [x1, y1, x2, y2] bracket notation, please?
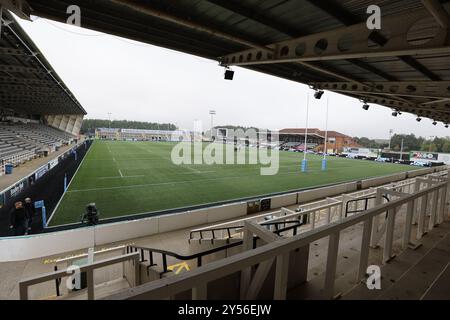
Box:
[167, 262, 190, 274]
[43, 243, 135, 264]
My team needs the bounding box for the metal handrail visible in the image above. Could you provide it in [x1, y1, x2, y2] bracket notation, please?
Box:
[188, 220, 301, 241]
[20, 252, 140, 300]
[104, 180, 448, 300]
[345, 195, 390, 217]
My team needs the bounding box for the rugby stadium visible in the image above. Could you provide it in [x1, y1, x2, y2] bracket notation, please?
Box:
[0, 0, 450, 307]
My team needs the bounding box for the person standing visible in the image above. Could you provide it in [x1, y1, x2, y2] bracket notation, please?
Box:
[9, 201, 28, 236]
[24, 198, 35, 232]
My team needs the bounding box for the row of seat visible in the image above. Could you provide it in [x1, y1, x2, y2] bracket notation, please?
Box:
[0, 122, 75, 176]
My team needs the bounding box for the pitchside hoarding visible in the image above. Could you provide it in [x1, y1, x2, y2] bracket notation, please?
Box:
[409, 151, 450, 165]
[410, 151, 439, 162]
[0, 141, 87, 212]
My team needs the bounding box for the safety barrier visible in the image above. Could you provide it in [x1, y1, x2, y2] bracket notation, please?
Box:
[0, 150, 36, 176]
[0, 167, 445, 262]
[132, 221, 302, 276]
[19, 252, 140, 300]
[189, 171, 446, 243]
[0, 139, 93, 236]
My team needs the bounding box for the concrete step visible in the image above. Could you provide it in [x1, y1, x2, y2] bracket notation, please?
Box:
[342, 222, 450, 300]
[47, 278, 131, 300]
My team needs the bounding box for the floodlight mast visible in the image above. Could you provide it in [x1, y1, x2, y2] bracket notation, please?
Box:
[388, 129, 394, 150]
[400, 138, 404, 161]
[304, 94, 309, 162]
[321, 97, 330, 171]
[324, 97, 329, 160]
[301, 94, 310, 173]
[108, 112, 112, 129]
[209, 110, 216, 139]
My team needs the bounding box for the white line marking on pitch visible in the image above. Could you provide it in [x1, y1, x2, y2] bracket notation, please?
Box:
[180, 170, 216, 175]
[98, 175, 145, 180]
[67, 167, 352, 194]
[118, 169, 124, 178]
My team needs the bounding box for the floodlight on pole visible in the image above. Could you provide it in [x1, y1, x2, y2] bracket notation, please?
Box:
[301, 94, 310, 173]
[108, 112, 112, 129]
[322, 97, 329, 171]
[400, 138, 404, 161]
[209, 110, 216, 139]
[388, 129, 394, 150]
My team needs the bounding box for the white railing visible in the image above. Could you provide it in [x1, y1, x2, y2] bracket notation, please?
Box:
[0, 150, 36, 175]
[189, 171, 447, 242]
[106, 174, 449, 300]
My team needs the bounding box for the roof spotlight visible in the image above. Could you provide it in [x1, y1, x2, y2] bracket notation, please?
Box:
[392, 111, 398, 117]
[446, 124, 449, 129]
[432, 121, 437, 126]
[362, 104, 370, 111]
[314, 90, 325, 100]
[224, 68, 235, 80]
[416, 117, 422, 122]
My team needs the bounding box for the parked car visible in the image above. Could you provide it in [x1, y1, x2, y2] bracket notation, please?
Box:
[412, 161, 431, 167]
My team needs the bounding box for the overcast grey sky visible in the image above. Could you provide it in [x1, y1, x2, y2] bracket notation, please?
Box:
[17, 16, 450, 140]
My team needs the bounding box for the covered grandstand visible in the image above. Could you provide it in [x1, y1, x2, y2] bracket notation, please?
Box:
[279, 128, 360, 153]
[95, 127, 189, 142]
[0, 9, 85, 175]
[13, 0, 450, 124]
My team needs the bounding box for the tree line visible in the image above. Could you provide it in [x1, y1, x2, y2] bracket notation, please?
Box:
[81, 119, 177, 134]
[354, 134, 450, 153]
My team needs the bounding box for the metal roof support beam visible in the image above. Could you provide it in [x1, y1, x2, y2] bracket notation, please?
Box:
[0, 76, 51, 85]
[207, 0, 396, 84]
[2, 10, 86, 114]
[108, 0, 364, 84]
[0, 64, 43, 74]
[220, 8, 450, 66]
[356, 95, 416, 109]
[0, 5, 2, 39]
[0, 0, 31, 20]
[398, 56, 441, 81]
[304, 0, 359, 25]
[206, 0, 301, 38]
[0, 47, 25, 55]
[207, 0, 401, 86]
[306, 0, 441, 81]
[0, 84, 61, 92]
[422, 0, 450, 29]
[109, 0, 271, 53]
[311, 81, 450, 100]
[355, 94, 449, 117]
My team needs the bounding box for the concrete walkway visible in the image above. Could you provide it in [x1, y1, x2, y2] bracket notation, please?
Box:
[0, 143, 77, 191]
[342, 221, 450, 300]
[2, 187, 449, 300]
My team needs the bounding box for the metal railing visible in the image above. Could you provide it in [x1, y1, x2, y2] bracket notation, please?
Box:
[105, 175, 450, 300]
[188, 172, 444, 243]
[19, 252, 140, 300]
[52, 245, 127, 297]
[130, 220, 303, 275]
[189, 220, 301, 243]
[345, 195, 390, 217]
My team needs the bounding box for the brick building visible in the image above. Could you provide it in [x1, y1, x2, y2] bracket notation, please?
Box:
[279, 128, 359, 153]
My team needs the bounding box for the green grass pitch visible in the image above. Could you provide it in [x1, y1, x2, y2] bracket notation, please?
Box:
[50, 140, 417, 226]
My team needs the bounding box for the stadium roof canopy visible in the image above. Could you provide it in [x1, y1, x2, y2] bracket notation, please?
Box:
[5, 0, 450, 121]
[0, 9, 85, 115]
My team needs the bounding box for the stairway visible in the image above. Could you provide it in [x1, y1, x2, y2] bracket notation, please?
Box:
[342, 221, 450, 300]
